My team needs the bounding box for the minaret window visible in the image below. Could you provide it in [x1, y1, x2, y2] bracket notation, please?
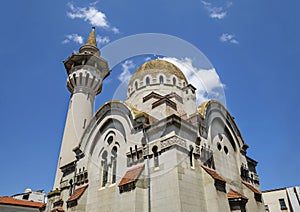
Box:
[173, 77, 176, 85]
[159, 76, 164, 84]
[135, 81, 138, 90]
[152, 146, 159, 168]
[146, 77, 150, 86]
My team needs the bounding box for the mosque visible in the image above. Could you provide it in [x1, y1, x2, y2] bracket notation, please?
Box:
[46, 28, 265, 212]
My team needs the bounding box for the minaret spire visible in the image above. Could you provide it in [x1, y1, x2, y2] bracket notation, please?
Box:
[79, 27, 100, 56]
[85, 27, 97, 47]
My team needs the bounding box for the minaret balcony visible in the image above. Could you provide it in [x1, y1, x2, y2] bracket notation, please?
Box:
[67, 68, 103, 95]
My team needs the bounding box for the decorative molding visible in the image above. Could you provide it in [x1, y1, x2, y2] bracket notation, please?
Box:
[160, 136, 187, 149]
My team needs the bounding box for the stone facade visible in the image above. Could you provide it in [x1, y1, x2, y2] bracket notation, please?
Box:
[47, 29, 265, 212]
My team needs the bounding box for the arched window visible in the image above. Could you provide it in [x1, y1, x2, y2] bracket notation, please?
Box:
[152, 146, 159, 168]
[173, 77, 176, 85]
[101, 151, 108, 187]
[159, 76, 164, 84]
[111, 146, 118, 184]
[107, 136, 113, 145]
[135, 81, 138, 90]
[146, 77, 150, 86]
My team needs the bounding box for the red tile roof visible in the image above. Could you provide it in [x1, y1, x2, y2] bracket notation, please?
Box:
[0, 196, 45, 208]
[227, 189, 248, 200]
[118, 164, 145, 187]
[201, 165, 226, 182]
[242, 181, 261, 194]
[67, 185, 88, 203]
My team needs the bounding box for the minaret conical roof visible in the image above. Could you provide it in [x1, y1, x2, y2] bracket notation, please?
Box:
[79, 27, 99, 55]
[85, 27, 97, 47]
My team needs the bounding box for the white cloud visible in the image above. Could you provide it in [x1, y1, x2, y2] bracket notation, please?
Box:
[62, 34, 84, 44]
[118, 60, 135, 84]
[220, 33, 239, 44]
[144, 57, 152, 61]
[96, 35, 110, 45]
[161, 57, 226, 104]
[210, 11, 227, 19]
[201, 1, 232, 20]
[90, 1, 99, 6]
[67, 3, 119, 33]
[112, 27, 119, 34]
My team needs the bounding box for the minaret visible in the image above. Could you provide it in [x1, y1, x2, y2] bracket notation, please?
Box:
[53, 28, 110, 189]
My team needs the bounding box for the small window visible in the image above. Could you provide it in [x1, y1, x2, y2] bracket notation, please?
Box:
[224, 146, 229, 155]
[22, 194, 29, 200]
[101, 151, 108, 187]
[217, 142, 222, 151]
[146, 77, 150, 86]
[265, 205, 269, 212]
[111, 146, 118, 184]
[112, 146, 118, 157]
[172, 77, 176, 85]
[279, 198, 287, 210]
[107, 136, 113, 145]
[152, 146, 159, 168]
[159, 76, 164, 84]
[218, 133, 223, 141]
[135, 81, 138, 90]
[189, 145, 194, 167]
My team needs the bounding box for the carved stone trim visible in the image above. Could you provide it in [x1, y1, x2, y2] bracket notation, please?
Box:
[160, 136, 187, 150]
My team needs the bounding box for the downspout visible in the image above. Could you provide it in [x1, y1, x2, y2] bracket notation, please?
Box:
[143, 126, 151, 212]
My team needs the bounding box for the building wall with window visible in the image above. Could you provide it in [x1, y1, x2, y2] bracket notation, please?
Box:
[47, 29, 265, 212]
[12, 189, 46, 203]
[263, 186, 300, 212]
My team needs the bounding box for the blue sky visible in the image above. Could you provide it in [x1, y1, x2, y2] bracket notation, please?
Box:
[0, 0, 299, 196]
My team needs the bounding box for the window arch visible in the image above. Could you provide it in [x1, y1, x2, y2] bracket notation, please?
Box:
[159, 76, 164, 84]
[146, 77, 150, 86]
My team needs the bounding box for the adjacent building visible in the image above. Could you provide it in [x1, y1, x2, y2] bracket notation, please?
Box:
[12, 188, 46, 203]
[0, 189, 46, 212]
[46, 28, 265, 211]
[263, 186, 300, 212]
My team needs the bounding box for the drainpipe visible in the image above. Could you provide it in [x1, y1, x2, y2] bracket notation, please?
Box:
[143, 126, 151, 212]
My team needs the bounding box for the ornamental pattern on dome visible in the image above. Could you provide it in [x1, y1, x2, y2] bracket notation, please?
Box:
[128, 59, 188, 86]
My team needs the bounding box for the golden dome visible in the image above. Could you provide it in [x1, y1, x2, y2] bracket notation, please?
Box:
[128, 59, 188, 85]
